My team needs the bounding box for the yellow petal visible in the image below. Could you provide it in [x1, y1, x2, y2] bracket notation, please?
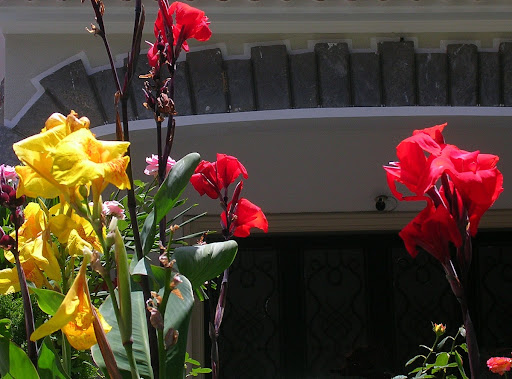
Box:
[51, 128, 130, 190]
[0, 268, 20, 294]
[30, 257, 109, 349]
[67, 229, 93, 257]
[15, 165, 61, 199]
[30, 261, 85, 341]
[62, 306, 111, 350]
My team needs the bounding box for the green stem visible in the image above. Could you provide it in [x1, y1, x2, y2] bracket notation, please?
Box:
[157, 329, 166, 379]
[423, 334, 440, 368]
[62, 332, 72, 376]
[157, 268, 173, 378]
[12, 224, 38, 366]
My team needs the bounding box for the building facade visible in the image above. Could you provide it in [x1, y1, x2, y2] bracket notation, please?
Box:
[1, 1, 512, 377]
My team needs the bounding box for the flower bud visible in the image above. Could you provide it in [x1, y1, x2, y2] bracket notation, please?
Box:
[433, 323, 446, 337]
[164, 328, 179, 350]
[149, 308, 164, 331]
[0, 234, 15, 250]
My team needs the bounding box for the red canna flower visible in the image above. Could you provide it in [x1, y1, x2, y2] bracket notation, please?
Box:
[399, 199, 462, 264]
[190, 154, 248, 199]
[487, 357, 512, 376]
[384, 123, 447, 201]
[431, 145, 503, 235]
[221, 198, 268, 238]
[148, 1, 211, 66]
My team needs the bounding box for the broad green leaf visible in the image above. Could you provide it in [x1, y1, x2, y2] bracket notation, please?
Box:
[91, 290, 154, 379]
[130, 257, 166, 289]
[0, 336, 39, 379]
[163, 275, 195, 378]
[173, 241, 238, 290]
[29, 287, 65, 316]
[459, 343, 468, 353]
[141, 153, 200, 255]
[37, 336, 70, 379]
[141, 209, 157, 256]
[154, 153, 200, 224]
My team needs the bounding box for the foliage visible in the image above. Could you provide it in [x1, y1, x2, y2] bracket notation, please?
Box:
[393, 323, 468, 379]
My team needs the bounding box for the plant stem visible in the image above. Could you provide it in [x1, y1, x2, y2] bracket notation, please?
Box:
[157, 268, 173, 379]
[121, 96, 160, 378]
[62, 332, 72, 376]
[423, 334, 440, 368]
[461, 302, 480, 379]
[12, 224, 37, 366]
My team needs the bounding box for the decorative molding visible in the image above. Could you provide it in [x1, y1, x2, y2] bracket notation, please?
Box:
[8, 40, 512, 133]
[183, 210, 512, 236]
[3, 2, 512, 34]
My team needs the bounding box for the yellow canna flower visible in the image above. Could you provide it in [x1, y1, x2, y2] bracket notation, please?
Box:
[3, 203, 61, 293]
[0, 258, 47, 294]
[51, 128, 130, 193]
[49, 204, 103, 255]
[30, 258, 111, 350]
[14, 111, 90, 199]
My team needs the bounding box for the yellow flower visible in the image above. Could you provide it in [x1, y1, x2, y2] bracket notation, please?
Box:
[49, 204, 103, 255]
[30, 258, 111, 350]
[14, 111, 90, 199]
[51, 128, 130, 193]
[1, 203, 61, 294]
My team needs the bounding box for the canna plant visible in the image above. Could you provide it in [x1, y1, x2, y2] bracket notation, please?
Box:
[0, 1, 268, 379]
[384, 123, 503, 379]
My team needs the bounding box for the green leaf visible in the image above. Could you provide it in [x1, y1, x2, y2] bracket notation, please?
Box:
[91, 289, 154, 379]
[436, 336, 452, 350]
[154, 153, 200, 224]
[391, 376, 408, 379]
[459, 343, 468, 353]
[37, 336, 70, 379]
[141, 153, 200, 256]
[406, 354, 426, 367]
[164, 275, 195, 378]
[0, 336, 39, 378]
[454, 351, 469, 379]
[0, 319, 11, 339]
[173, 241, 238, 290]
[190, 367, 212, 376]
[184, 352, 200, 366]
[130, 256, 168, 289]
[141, 209, 157, 256]
[434, 352, 449, 367]
[29, 287, 65, 316]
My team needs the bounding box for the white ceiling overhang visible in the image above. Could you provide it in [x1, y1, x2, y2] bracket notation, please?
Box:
[2, 0, 512, 34]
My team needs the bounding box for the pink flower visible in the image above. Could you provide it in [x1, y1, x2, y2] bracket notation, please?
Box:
[487, 357, 512, 376]
[102, 201, 126, 220]
[0, 164, 18, 182]
[144, 154, 176, 177]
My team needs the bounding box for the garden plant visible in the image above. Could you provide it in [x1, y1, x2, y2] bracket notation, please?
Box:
[0, 1, 508, 379]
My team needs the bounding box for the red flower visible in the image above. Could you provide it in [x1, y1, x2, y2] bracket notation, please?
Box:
[399, 199, 462, 263]
[190, 154, 248, 199]
[487, 357, 512, 376]
[148, 1, 211, 66]
[221, 198, 268, 238]
[432, 145, 503, 235]
[384, 123, 447, 201]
